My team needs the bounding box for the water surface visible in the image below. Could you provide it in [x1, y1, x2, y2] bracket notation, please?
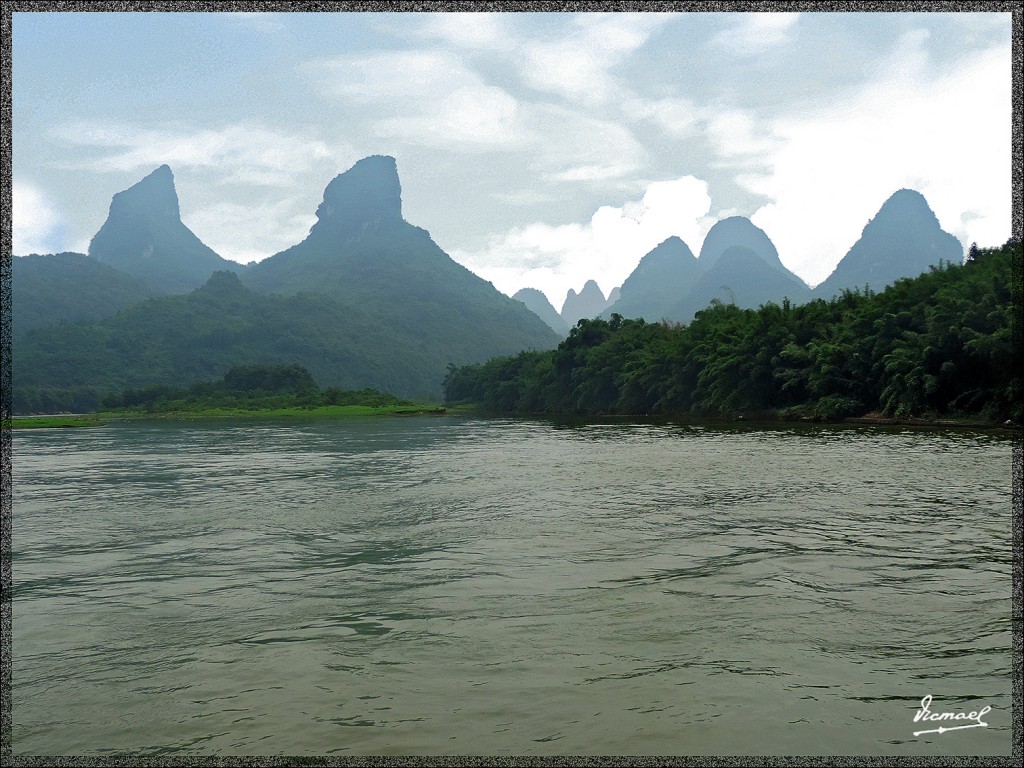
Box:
[11, 416, 1014, 755]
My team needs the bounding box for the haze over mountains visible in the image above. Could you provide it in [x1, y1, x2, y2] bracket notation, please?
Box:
[12, 154, 965, 413]
[514, 189, 964, 329]
[13, 156, 559, 411]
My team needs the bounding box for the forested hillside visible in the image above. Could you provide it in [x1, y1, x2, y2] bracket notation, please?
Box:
[444, 240, 1020, 422]
[13, 271, 442, 413]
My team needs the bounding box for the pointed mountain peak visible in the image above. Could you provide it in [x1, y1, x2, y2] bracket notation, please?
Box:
[107, 164, 180, 222]
[699, 216, 783, 272]
[561, 280, 608, 324]
[644, 236, 697, 264]
[311, 155, 403, 236]
[815, 188, 962, 296]
[865, 188, 941, 232]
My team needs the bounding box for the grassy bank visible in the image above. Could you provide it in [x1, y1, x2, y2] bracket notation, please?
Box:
[7, 415, 106, 429]
[8, 403, 447, 429]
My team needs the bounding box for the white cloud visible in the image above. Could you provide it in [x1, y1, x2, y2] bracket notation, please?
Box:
[530, 106, 648, 184]
[51, 122, 347, 185]
[520, 13, 674, 106]
[184, 199, 317, 265]
[415, 12, 512, 50]
[625, 96, 703, 139]
[713, 12, 800, 54]
[378, 85, 525, 148]
[747, 40, 1011, 286]
[305, 49, 529, 149]
[707, 108, 782, 163]
[13, 182, 66, 255]
[450, 175, 715, 308]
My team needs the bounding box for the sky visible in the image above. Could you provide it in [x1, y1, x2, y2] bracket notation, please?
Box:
[11, 9, 1013, 309]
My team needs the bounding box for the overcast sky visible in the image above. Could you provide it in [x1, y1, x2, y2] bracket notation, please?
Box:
[12, 9, 1013, 307]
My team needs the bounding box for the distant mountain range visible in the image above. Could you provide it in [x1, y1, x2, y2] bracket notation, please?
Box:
[523, 189, 964, 328]
[13, 157, 559, 411]
[11, 158, 966, 413]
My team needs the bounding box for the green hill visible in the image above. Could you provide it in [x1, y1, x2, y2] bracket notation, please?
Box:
[12, 271, 443, 413]
[12, 252, 158, 338]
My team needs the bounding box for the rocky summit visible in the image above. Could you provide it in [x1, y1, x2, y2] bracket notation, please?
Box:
[308, 155, 405, 238]
[88, 164, 235, 293]
[698, 216, 787, 272]
[561, 279, 611, 326]
[814, 189, 964, 297]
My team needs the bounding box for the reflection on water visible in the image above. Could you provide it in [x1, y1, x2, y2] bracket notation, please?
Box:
[11, 417, 1014, 756]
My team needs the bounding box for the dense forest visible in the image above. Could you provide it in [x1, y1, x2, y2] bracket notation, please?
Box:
[444, 240, 1021, 422]
[100, 363, 413, 413]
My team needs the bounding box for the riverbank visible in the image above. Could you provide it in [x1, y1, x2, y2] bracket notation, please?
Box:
[7, 403, 450, 429]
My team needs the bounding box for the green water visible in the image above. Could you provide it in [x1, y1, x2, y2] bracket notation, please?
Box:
[10, 417, 1015, 755]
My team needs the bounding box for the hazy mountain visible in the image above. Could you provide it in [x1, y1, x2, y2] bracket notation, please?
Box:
[513, 288, 569, 335]
[607, 286, 621, 305]
[88, 164, 237, 293]
[243, 156, 558, 366]
[670, 245, 812, 321]
[602, 236, 699, 321]
[699, 216, 789, 273]
[13, 270, 445, 411]
[814, 189, 964, 297]
[561, 279, 610, 325]
[12, 252, 158, 338]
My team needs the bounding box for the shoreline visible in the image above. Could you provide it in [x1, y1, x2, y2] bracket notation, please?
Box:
[6, 404, 449, 429]
[6, 406, 1017, 432]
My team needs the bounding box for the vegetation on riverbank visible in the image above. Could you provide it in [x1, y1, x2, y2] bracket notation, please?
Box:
[444, 240, 1021, 423]
[7, 364, 446, 427]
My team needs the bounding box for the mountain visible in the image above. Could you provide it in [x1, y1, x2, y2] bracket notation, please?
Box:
[814, 189, 964, 297]
[698, 216, 787, 273]
[670, 245, 812, 321]
[12, 252, 158, 338]
[561, 279, 610, 325]
[513, 288, 569, 335]
[88, 165, 237, 292]
[602, 236, 699, 321]
[242, 155, 559, 366]
[13, 271, 446, 413]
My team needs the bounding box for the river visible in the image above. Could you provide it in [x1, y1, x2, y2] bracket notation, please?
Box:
[10, 416, 1015, 755]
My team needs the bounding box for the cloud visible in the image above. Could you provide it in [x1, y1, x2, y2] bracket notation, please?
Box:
[305, 49, 529, 148]
[414, 12, 512, 50]
[713, 12, 800, 54]
[50, 122, 348, 185]
[449, 175, 715, 308]
[746, 39, 1011, 286]
[13, 182, 66, 256]
[184, 199, 317, 265]
[625, 96, 703, 140]
[519, 13, 674, 106]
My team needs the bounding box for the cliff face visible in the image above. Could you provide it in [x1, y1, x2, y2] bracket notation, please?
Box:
[88, 165, 235, 293]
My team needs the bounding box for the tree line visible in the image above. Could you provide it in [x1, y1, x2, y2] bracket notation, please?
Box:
[100, 363, 411, 413]
[444, 240, 1020, 422]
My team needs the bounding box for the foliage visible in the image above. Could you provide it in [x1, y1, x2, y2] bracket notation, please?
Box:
[99, 363, 412, 414]
[444, 240, 1021, 422]
[12, 253, 159, 338]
